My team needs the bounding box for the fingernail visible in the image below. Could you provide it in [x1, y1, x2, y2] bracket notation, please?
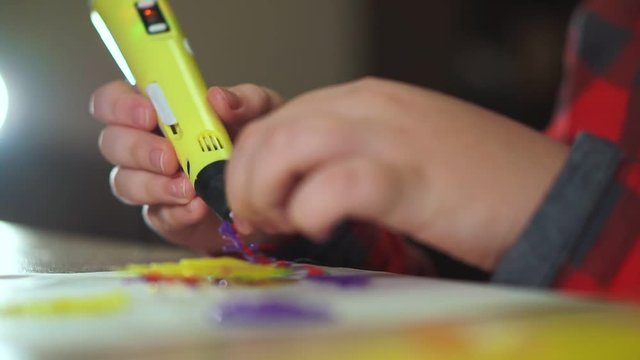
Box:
[169, 178, 187, 198]
[150, 149, 165, 173]
[220, 88, 242, 110]
[135, 108, 149, 128]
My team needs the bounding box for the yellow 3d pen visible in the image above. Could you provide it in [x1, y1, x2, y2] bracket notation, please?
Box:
[91, 0, 232, 220]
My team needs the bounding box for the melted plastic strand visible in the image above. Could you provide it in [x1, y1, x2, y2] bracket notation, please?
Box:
[308, 275, 371, 288]
[213, 298, 331, 326]
[0, 291, 129, 317]
[121, 257, 292, 282]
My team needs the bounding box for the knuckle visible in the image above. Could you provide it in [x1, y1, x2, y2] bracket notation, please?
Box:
[360, 162, 392, 198]
[254, 86, 271, 107]
[112, 95, 127, 121]
[265, 124, 299, 152]
[330, 162, 362, 194]
[264, 87, 284, 106]
[114, 94, 144, 124]
[239, 83, 262, 94]
[335, 160, 383, 204]
[301, 120, 343, 151]
[92, 81, 129, 120]
[348, 76, 389, 97]
[356, 163, 384, 200]
[281, 118, 325, 147]
[130, 140, 147, 163]
[352, 76, 383, 88]
[240, 83, 282, 109]
[349, 76, 395, 105]
[131, 136, 160, 162]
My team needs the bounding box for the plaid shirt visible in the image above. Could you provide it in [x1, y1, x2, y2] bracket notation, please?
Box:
[269, 0, 640, 301]
[535, 0, 640, 301]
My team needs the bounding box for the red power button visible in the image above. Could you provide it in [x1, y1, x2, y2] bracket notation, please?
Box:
[136, 2, 169, 34]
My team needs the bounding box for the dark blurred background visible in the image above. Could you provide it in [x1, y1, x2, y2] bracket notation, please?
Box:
[0, 0, 579, 243]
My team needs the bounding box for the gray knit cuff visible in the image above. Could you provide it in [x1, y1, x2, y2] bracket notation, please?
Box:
[492, 132, 623, 287]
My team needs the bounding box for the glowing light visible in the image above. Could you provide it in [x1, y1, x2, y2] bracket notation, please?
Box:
[90, 11, 137, 86]
[144, 9, 153, 17]
[0, 72, 8, 131]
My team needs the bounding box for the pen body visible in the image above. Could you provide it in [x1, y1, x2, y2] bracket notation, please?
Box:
[91, 0, 232, 186]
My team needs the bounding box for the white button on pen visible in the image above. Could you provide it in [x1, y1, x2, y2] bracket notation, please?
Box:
[146, 82, 177, 126]
[148, 23, 168, 34]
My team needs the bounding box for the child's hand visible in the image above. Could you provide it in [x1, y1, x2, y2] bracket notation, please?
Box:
[228, 78, 570, 270]
[90, 80, 283, 252]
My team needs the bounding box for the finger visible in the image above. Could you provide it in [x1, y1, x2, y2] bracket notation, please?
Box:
[225, 120, 273, 234]
[143, 198, 211, 239]
[226, 118, 308, 234]
[230, 119, 360, 233]
[90, 80, 157, 130]
[110, 167, 195, 206]
[98, 126, 180, 175]
[286, 157, 402, 241]
[207, 84, 284, 137]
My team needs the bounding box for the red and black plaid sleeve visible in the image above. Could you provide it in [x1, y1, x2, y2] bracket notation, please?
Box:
[495, 0, 640, 301]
